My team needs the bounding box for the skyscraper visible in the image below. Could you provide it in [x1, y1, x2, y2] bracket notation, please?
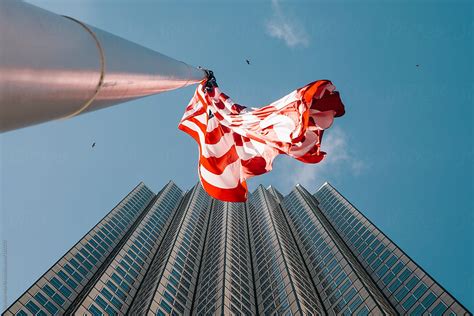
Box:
[3, 181, 470, 315]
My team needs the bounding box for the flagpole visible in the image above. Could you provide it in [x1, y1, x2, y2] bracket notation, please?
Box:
[0, 0, 206, 132]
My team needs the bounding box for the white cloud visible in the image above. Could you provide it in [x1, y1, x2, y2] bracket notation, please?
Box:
[282, 127, 366, 189]
[265, 0, 309, 48]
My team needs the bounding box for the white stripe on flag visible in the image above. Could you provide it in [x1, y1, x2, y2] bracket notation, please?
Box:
[180, 120, 234, 158]
[200, 160, 241, 189]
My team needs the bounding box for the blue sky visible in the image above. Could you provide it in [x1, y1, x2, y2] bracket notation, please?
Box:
[1, 0, 472, 311]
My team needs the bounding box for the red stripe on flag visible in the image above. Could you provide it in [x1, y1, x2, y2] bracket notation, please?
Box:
[199, 174, 248, 202]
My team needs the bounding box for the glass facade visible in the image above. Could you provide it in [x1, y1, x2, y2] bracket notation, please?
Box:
[193, 200, 256, 315]
[75, 182, 184, 315]
[146, 184, 212, 315]
[315, 182, 470, 315]
[4, 181, 470, 316]
[4, 182, 154, 316]
[249, 186, 324, 315]
[283, 186, 387, 315]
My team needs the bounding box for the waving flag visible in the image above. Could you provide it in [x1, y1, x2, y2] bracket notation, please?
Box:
[179, 79, 345, 202]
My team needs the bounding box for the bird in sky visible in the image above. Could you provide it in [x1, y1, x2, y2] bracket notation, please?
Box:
[92, 142, 96, 148]
[416, 64, 420, 67]
[246, 59, 250, 65]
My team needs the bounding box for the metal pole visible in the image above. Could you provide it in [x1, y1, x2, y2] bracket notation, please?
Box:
[0, 0, 206, 132]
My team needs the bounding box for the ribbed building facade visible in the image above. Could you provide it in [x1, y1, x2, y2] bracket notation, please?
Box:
[3, 182, 470, 316]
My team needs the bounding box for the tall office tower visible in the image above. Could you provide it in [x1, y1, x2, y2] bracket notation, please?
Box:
[313, 183, 470, 315]
[4, 182, 470, 315]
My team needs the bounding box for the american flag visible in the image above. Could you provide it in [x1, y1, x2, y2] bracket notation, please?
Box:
[179, 80, 345, 202]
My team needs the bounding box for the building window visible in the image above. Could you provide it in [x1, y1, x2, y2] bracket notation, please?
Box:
[50, 277, 72, 298]
[34, 292, 58, 315]
[42, 284, 65, 306]
[57, 270, 78, 289]
[88, 304, 104, 316]
[430, 302, 448, 316]
[25, 300, 46, 316]
[95, 295, 118, 315]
